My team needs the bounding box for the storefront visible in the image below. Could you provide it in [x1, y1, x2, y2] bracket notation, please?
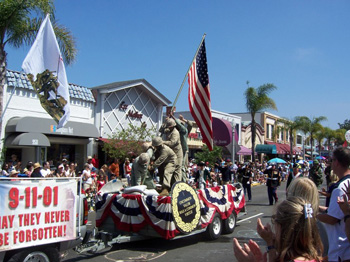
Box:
[5, 116, 99, 168]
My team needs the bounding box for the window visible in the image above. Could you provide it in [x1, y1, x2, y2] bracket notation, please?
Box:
[297, 135, 302, 144]
[280, 129, 284, 140]
[266, 124, 274, 139]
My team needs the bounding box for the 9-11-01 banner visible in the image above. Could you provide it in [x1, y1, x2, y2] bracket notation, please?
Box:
[0, 180, 77, 251]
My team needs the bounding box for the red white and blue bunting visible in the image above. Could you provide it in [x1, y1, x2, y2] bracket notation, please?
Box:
[95, 184, 245, 240]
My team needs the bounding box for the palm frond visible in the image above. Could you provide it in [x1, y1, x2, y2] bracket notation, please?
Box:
[52, 22, 76, 65]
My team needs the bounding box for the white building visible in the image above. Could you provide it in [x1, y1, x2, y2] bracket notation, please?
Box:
[91, 79, 171, 162]
[1, 70, 170, 168]
[1, 70, 98, 168]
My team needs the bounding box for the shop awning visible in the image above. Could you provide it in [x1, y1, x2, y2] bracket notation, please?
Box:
[6, 116, 99, 138]
[237, 145, 252, 155]
[255, 144, 277, 154]
[265, 142, 301, 155]
[5, 132, 50, 147]
[294, 147, 302, 154]
[212, 117, 232, 146]
[306, 151, 319, 156]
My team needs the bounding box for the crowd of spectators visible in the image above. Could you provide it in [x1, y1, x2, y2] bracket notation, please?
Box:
[185, 157, 329, 189]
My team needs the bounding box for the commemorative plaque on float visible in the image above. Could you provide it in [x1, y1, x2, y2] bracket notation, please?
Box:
[171, 182, 201, 234]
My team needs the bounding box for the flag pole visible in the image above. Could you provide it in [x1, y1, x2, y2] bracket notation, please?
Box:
[171, 33, 206, 113]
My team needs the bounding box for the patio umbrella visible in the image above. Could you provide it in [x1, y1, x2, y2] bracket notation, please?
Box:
[316, 156, 326, 160]
[267, 158, 287, 164]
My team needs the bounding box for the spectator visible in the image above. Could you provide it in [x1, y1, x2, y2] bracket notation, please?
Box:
[99, 164, 109, 183]
[96, 173, 106, 191]
[40, 161, 52, 177]
[67, 162, 76, 177]
[55, 164, 65, 177]
[31, 163, 43, 177]
[26, 162, 34, 176]
[287, 177, 329, 257]
[1, 163, 9, 177]
[317, 147, 350, 262]
[319, 170, 339, 207]
[218, 159, 231, 185]
[109, 159, 120, 179]
[233, 196, 323, 262]
[9, 170, 19, 180]
[92, 154, 99, 169]
[123, 158, 132, 186]
[14, 161, 22, 173]
[337, 181, 350, 243]
[86, 156, 93, 170]
[82, 163, 93, 192]
[194, 161, 211, 189]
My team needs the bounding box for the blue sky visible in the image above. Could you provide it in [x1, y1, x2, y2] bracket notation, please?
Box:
[6, 0, 350, 129]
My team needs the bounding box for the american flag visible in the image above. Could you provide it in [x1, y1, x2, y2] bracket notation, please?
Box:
[188, 40, 213, 151]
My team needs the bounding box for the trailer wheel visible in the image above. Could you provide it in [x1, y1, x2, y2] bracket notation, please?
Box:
[223, 211, 237, 234]
[8, 247, 60, 262]
[205, 213, 222, 240]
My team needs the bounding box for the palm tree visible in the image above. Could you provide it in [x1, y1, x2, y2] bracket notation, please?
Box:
[244, 82, 277, 162]
[323, 127, 336, 156]
[0, 0, 76, 136]
[296, 116, 327, 161]
[275, 117, 303, 162]
[334, 128, 347, 147]
[314, 127, 326, 156]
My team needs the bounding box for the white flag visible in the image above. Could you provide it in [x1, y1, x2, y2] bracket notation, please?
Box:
[22, 14, 70, 128]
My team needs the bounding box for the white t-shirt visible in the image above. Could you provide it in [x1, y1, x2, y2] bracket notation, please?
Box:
[82, 170, 92, 185]
[40, 168, 51, 177]
[324, 177, 350, 261]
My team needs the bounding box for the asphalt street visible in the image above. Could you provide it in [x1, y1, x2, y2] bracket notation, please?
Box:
[62, 181, 327, 262]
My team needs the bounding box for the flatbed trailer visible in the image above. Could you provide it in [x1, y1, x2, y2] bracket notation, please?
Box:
[76, 182, 246, 254]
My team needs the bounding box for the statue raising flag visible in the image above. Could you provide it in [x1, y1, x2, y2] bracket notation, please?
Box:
[22, 14, 70, 128]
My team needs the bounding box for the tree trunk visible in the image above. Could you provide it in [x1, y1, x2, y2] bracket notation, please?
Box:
[310, 134, 314, 161]
[0, 46, 7, 141]
[251, 118, 256, 162]
[290, 130, 294, 162]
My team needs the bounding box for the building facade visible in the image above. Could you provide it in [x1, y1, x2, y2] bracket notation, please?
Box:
[1, 71, 170, 169]
[173, 110, 242, 161]
[233, 112, 303, 159]
[1, 70, 98, 168]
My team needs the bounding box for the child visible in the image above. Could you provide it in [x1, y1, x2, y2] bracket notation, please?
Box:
[233, 196, 323, 262]
[96, 174, 106, 192]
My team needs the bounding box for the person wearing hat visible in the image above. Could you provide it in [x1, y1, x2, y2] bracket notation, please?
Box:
[194, 161, 211, 189]
[151, 136, 177, 196]
[310, 160, 324, 188]
[264, 163, 281, 205]
[160, 118, 183, 184]
[18, 168, 29, 178]
[242, 164, 253, 201]
[55, 164, 65, 177]
[31, 163, 43, 177]
[9, 169, 20, 178]
[86, 156, 93, 170]
[286, 163, 302, 189]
